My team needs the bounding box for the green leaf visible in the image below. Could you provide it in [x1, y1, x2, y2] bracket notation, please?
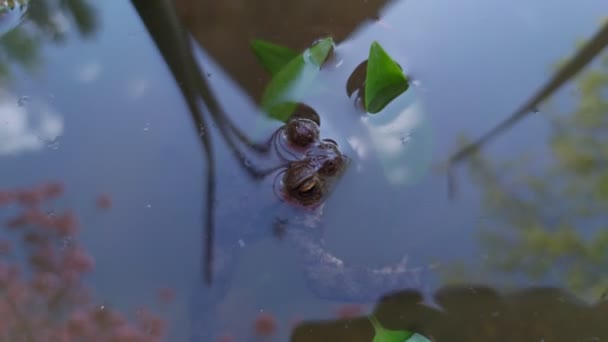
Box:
[250, 39, 299, 76]
[260, 37, 334, 122]
[308, 38, 334, 66]
[365, 41, 409, 114]
[369, 315, 413, 342]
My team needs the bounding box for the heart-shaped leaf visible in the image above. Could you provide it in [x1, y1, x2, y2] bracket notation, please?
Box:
[250, 39, 299, 76]
[364, 41, 409, 114]
[260, 37, 334, 122]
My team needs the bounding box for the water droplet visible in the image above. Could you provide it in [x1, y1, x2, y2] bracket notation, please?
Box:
[17, 95, 29, 107]
[60, 236, 74, 250]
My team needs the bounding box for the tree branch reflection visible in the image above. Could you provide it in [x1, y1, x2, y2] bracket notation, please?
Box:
[448, 20, 608, 198]
[130, 0, 288, 284]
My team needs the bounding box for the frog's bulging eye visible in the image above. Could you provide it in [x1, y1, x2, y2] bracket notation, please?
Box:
[285, 119, 319, 148]
[297, 178, 318, 198]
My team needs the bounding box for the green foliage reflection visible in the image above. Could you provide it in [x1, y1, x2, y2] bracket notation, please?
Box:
[0, 0, 98, 83]
[456, 45, 608, 299]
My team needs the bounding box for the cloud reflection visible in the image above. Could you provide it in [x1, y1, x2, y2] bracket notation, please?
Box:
[0, 92, 63, 155]
[75, 61, 101, 83]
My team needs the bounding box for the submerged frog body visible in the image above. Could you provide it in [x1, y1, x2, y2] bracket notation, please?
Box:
[190, 112, 424, 341]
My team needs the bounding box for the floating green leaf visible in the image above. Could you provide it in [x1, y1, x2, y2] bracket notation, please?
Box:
[365, 41, 409, 114]
[250, 39, 299, 76]
[369, 315, 413, 342]
[308, 38, 334, 66]
[260, 37, 334, 122]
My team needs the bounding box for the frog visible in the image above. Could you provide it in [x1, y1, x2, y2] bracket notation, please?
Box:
[189, 109, 425, 341]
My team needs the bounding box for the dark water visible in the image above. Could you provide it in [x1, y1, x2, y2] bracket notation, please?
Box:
[1, 0, 608, 341]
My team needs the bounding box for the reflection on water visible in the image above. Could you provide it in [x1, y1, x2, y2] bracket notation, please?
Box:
[0, 91, 63, 155]
[0, 0, 608, 340]
[0, 0, 28, 39]
[0, 0, 98, 82]
[173, 0, 391, 103]
[451, 46, 608, 300]
[293, 284, 608, 341]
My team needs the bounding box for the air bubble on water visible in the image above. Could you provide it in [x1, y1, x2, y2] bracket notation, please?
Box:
[400, 134, 411, 144]
[17, 95, 29, 107]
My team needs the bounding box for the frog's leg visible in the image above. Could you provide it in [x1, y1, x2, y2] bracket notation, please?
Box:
[189, 243, 243, 342]
[287, 229, 426, 302]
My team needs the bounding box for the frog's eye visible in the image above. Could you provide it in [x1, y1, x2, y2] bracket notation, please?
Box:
[285, 119, 319, 148]
[297, 177, 319, 198]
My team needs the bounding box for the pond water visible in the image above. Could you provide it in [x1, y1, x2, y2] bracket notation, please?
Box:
[1, 0, 608, 341]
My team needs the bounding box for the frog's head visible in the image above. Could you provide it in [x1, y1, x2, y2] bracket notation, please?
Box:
[281, 139, 349, 207]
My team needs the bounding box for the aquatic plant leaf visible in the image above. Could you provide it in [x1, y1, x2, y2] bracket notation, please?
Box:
[369, 315, 414, 342]
[365, 41, 409, 114]
[250, 39, 299, 76]
[308, 37, 334, 66]
[261, 37, 335, 122]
